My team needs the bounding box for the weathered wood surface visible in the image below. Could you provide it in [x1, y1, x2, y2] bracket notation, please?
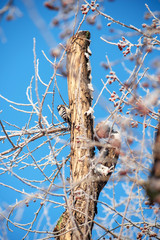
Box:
[53, 31, 119, 240]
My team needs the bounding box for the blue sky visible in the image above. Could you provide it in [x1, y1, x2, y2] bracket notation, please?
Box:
[0, 0, 160, 239]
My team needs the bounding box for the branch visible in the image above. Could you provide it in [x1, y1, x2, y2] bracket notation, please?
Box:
[0, 126, 69, 156]
[0, 120, 15, 148]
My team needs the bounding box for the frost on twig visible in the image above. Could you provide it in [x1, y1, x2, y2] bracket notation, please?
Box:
[1, 2, 160, 240]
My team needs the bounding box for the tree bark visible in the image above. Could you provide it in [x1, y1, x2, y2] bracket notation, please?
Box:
[53, 31, 119, 240]
[146, 122, 160, 204]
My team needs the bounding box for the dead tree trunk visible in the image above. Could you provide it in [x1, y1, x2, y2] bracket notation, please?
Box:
[53, 31, 119, 240]
[67, 31, 94, 186]
[54, 30, 95, 240]
[145, 122, 160, 204]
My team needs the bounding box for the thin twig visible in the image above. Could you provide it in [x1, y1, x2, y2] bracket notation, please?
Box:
[0, 120, 15, 148]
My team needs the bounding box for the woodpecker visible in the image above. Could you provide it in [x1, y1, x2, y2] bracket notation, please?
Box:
[57, 105, 71, 125]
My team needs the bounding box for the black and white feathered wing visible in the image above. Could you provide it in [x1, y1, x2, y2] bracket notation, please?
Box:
[57, 105, 71, 125]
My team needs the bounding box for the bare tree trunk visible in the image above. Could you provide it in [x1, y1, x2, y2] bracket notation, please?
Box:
[53, 31, 119, 240]
[145, 122, 160, 204]
[67, 31, 94, 186]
